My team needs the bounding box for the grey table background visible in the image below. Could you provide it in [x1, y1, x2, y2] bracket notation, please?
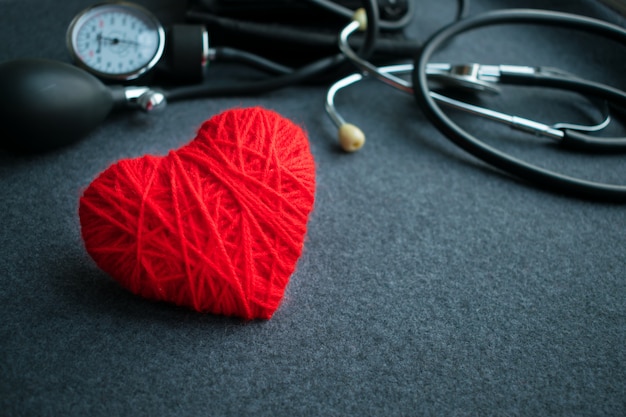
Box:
[1, 0, 625, 416]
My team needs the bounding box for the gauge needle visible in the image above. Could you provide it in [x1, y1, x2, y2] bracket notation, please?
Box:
[98, 35, 140, 46]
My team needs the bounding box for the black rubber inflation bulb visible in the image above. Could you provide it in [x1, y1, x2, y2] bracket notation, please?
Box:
[0, 58, 116, 153]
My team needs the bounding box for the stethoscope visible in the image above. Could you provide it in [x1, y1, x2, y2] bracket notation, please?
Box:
[326, 8, 626, 201]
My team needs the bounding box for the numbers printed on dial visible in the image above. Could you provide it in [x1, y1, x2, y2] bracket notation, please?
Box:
[68, 4, 164, 79]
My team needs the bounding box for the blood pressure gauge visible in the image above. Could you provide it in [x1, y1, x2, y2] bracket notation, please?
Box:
[67, 2, 166, 81]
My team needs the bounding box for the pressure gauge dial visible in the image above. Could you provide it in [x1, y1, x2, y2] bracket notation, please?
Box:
[67, 2, 165, 81]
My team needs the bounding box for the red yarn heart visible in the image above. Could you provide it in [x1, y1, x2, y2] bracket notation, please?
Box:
[79, 107, 316, 319]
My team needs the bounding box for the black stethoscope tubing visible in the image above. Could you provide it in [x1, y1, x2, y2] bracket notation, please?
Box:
[413, 8, 626, 201]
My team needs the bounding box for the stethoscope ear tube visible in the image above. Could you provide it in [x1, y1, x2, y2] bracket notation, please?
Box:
[495, 70, 626, 151]
[413, 9, 626, 201]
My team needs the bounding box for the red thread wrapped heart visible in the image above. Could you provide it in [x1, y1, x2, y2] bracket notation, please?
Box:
[79, 107, 316, 319]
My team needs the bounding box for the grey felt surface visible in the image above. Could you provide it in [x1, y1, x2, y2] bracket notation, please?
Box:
[1, 0, 626, 416]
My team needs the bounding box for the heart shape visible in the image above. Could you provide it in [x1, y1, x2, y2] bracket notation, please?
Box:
[79, 107, 316, 319]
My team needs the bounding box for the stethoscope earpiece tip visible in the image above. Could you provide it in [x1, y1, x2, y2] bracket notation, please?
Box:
[353, 8, 368, 31]
[338, 123, 365, 152]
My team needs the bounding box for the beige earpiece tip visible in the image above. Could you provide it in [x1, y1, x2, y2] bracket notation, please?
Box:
[353, 8, 368, 31]
[338, 123, 365, 152]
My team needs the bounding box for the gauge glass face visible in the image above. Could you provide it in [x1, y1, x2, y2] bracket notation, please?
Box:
[68, 3, 165, 80]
